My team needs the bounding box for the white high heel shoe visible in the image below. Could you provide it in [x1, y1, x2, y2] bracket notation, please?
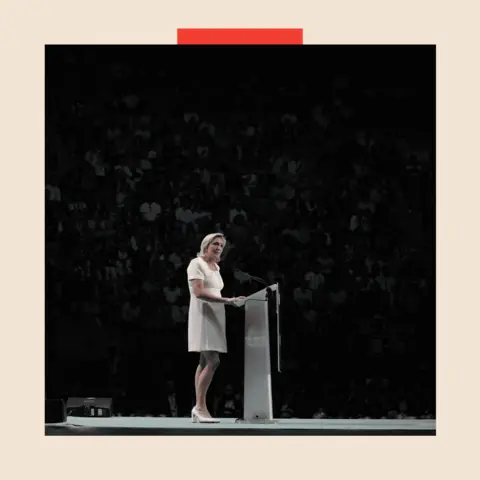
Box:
[191, 407, 219, 423]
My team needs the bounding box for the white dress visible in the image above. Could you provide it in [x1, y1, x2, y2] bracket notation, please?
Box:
[187, 257, 227, 353]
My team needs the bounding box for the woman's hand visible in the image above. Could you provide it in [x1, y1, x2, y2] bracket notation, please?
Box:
[226, 297, 247, 306]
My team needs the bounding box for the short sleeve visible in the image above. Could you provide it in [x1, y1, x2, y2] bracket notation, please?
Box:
[187, 259, 205, 281]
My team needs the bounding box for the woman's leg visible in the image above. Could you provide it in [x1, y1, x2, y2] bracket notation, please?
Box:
[194, 357, 204, 400]
[195, 351, 220, 414]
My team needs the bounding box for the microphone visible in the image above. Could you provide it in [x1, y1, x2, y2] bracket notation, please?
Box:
[234, 268, 268, 286]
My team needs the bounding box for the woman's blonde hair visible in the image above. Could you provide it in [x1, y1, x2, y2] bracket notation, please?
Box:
[197, 232, 227, 258]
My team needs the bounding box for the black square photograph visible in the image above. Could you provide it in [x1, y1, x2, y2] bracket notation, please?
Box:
[45, 44, 435, 435]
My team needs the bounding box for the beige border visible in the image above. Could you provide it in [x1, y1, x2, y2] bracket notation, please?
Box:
[2, 0, 478, 478]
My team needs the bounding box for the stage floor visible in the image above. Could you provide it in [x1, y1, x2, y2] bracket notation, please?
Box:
[45, 416, 436, 436]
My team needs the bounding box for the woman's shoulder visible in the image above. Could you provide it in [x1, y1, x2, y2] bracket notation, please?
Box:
[187, 257, 203, 269]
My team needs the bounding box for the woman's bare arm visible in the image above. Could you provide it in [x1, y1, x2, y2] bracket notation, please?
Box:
[190, 279, 232, 304]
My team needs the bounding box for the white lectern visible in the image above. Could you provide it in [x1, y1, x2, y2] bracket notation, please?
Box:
[235, 283, 280, 423]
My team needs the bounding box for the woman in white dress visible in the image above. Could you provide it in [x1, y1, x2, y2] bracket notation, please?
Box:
[187, 233, 245, 423]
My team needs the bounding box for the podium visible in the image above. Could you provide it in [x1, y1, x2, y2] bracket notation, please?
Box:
[235, 283, 281, 423]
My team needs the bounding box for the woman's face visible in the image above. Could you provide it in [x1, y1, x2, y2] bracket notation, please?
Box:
[205, 237, 225, 262]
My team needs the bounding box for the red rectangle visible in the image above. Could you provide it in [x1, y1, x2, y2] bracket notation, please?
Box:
[177, 28, 303, 45]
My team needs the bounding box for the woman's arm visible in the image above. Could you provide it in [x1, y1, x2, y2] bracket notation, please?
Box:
[190, 279, 233, 304]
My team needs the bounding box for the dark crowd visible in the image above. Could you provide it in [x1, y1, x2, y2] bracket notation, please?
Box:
[45, 46, 435, 420]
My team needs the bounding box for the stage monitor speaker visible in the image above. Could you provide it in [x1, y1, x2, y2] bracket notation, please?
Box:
[66, 397, 113, 417]
[45, 399, 67, 424]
